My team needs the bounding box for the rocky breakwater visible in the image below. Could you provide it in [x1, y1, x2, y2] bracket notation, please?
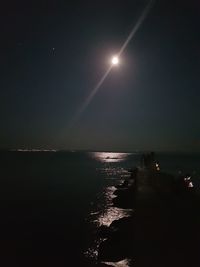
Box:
[97, 152, 200, 267]
[97, 168, 138, 266]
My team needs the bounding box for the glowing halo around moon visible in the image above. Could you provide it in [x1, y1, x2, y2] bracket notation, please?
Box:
[111, 56, 119, 65]
[68, 0, 155, 128]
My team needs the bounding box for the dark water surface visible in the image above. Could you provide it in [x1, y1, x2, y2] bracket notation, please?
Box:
[0, 151, 199, 266]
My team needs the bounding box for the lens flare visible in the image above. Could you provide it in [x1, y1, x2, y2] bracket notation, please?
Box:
[68, 0, 155, 128]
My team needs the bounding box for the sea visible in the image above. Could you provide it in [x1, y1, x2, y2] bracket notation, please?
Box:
[0, 150, 199, 266]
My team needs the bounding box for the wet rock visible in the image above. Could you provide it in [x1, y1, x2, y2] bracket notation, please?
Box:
[116, 180, 129, 189]
[98, 217, 134, 262]
[113, 187, 135, 209]
[110, 216, 134, 230]
[98, 225, 113, 239]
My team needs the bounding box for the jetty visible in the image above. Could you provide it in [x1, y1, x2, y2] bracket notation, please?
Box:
[98, 153, 200, 266]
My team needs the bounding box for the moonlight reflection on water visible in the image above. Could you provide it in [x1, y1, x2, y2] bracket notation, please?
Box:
[97, 206, 132, 227]
[95, 186, 132, 227]
[85, 152, 134, 266]
[103, 259, 131, 267]
[91, 152, 131, 163]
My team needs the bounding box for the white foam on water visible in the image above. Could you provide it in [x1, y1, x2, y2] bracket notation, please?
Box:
[84, 238, 107, 260]
[94, 185, 133, 227]
[96, 207, 132, 227]
[102, 258, 131, 267]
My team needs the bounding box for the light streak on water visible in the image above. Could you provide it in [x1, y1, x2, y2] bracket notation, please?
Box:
[92, 152, 131, 163]
[85, 165, 133, 261]
[89, 184, 133, 229]
[85, 184, 132, 261]
[94, 185, 132, 227]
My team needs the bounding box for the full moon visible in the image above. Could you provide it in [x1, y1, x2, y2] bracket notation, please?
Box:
[111, 56, 119, 65]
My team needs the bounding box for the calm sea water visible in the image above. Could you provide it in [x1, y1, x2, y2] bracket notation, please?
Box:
[0, 151, 199, 266]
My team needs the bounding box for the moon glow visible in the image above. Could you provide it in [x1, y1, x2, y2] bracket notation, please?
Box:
[111, 56, 119, 65]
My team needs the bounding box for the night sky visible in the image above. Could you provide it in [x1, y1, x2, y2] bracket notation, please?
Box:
[1, 0, 200, 152]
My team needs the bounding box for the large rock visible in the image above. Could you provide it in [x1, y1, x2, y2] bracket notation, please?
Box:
[98, 217, 134, 262]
